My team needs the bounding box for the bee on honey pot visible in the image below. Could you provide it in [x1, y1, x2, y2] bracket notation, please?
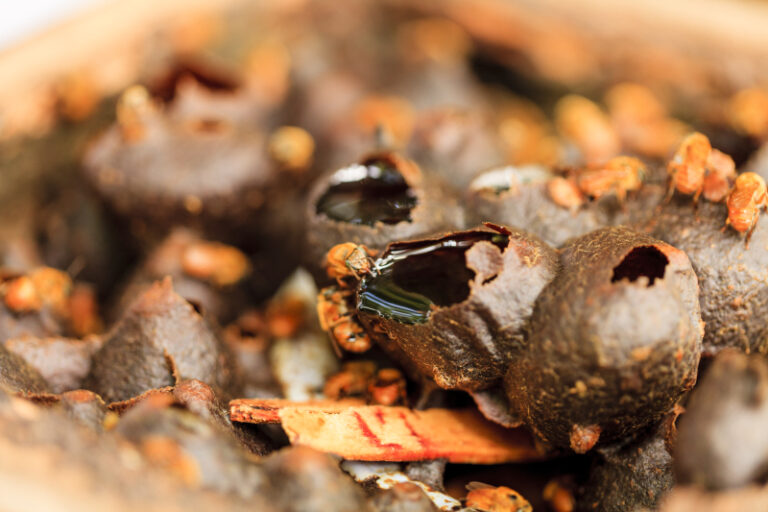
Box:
[547, 155, 645, 211]
[576, 155, 645, 204]
[665, 132, 711, 205]
[702, 148, 736, 203]
[547, 176, 584, 211]
[317, 243, 377, 354]
[723, 172, 767, 248]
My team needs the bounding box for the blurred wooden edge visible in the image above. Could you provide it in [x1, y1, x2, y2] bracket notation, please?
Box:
[2, 0, 768, 137]
[434, 0, 768, 56]
[393, 0, 768, 100]
[0, 0, 248, 138]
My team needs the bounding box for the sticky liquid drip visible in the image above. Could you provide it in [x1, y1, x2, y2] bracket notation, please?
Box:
[358, 232, 508, 324]
[316, 157, 417, 226]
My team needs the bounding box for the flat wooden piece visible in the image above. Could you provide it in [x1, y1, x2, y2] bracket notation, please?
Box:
[230, 398, 542, 463]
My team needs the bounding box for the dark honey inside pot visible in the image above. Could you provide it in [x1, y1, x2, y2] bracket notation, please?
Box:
[358, 231, 509, 324]
[316, 156, 418, 226]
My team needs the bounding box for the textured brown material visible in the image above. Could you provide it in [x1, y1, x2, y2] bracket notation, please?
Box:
[469, 387, 522, 428]
[0, 388, 275, 512]
[578, 420, 675, 511]
[3, 336, 102, 393]
[467, 171, 664, 248]
[0, 267, 74, 343]
[263, 446, 371, 512]
[230, 398, 542, 464]
[84, 119, 269, 232]
[115, 394, 268, 497]
[357, 224, 558, 391]
[35, 187, 132, 296]
[648, 198, 768, 355]
[0, 342, 49, 393]
[659, 484, 768, 512]
[84, 278, 240, 403]
[57, 389, 108, 430]
[675, 349, 768, 489]
[506, 227, 702, 450]
[371, 482, 438, 512]
[82, 84, 304, 269]
[26, 389, 108, 430]
[111, 228, 250, 324]
[407, 107, 505, 189]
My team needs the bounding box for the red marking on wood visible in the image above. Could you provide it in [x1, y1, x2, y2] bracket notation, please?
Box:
[374, 407, 386, 424]
[353, 410, 402, 450]
[400, 410, 428, 449]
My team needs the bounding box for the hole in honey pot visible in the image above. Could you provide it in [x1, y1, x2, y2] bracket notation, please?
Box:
[358, 231, 509, 324]
[390, 247, 474, 306]
[149, 60, 240, 104]
[611, 246, 668, 286]
[315, 155, 418, 226]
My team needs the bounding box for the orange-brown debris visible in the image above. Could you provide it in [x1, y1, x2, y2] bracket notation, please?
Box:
[569, 423, 601, 454]
[268, 126, 315, 174]
[466, 482, 533, 512]
[181, 242, 250, 287]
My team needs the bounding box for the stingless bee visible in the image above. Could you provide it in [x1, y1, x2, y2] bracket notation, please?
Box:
[666, 132, 712, 205]
[547, 176, 584, 211]
[576, 155, 645, 204]
[702, 148, 736, 203]
[548, 155, 645, 211]
[724, 172, 768, 248]
[317, 243, 377, 354]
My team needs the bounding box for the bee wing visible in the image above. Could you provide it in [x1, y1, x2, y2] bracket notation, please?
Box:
[466, 481, 495, 491]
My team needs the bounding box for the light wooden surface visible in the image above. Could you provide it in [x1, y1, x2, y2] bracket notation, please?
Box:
[0, 0, 246, 136]
[2, 0, 768, 137]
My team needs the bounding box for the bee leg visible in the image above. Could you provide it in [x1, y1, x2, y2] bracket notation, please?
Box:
[746, 213, 760, 249]
[328, 334, 343, 358]
[692, 187, 704, 221]
[720, 216, 730, 233]
[664, 173, 677, 205]
[658, 175, 676, 215]
[616, 188, 628, 213]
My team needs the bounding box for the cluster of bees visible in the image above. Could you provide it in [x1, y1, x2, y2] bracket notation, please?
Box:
[316, 243, 378, 354]
[546, 155, 647, 210]
[548, 132, 768, 245]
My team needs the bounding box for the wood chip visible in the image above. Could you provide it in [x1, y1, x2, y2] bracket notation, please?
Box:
[230, 398, 543, 464]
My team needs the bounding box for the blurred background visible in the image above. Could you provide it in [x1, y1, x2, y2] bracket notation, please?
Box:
[2, 3, 768, 511]
[0, 1, 106, 50]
